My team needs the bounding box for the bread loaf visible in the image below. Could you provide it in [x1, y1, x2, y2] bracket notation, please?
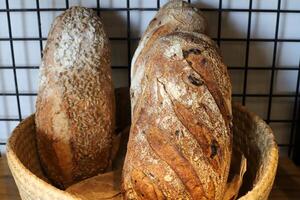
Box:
[130, 0, 206, 113]
[122, 1, 232, 199]
[35, 6, 115, 188]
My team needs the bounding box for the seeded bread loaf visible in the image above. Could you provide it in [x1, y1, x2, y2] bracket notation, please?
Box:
[122, 1, 232, 199]
[35, 6, 115, 189]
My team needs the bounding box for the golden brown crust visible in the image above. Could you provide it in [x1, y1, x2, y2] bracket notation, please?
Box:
[131, 168, 165, 200]
[146, 127, 207, 200]
[35, 6, 115, 188]
[123, 1, 232, 199]
[171, 101, 222, 174]
[130, 0, 207, 114]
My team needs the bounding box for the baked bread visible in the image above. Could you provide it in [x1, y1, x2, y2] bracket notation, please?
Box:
[35, 6, 115, 189]
[122, 1, 232, 199]
[130, 0, 206, 113]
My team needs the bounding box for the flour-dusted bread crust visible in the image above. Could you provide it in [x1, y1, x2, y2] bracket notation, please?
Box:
[130, 0, 206, 114]
[123, 1, 232, 199]
[35, 6, 115, 189]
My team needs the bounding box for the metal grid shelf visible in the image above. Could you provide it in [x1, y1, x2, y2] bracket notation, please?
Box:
[0, 0, 299, 163]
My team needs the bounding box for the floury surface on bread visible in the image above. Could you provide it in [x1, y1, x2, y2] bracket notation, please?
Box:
[130, 0, 207, 114]
[123, 1, 232, 199]
[35, 6, 115, 189]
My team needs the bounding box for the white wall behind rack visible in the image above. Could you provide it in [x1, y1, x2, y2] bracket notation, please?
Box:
[0, 0, 300, 156]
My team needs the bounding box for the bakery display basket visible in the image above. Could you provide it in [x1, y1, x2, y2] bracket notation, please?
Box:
[6, 88, 278, 200]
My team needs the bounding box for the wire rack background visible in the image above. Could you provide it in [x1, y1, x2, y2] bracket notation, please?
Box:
[0, 0, 299, 163]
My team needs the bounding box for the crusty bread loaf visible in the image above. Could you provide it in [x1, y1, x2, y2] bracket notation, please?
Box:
[122, 1, 232, 199]
[35, 6, 115, 189]
[130, 0, 207, 113]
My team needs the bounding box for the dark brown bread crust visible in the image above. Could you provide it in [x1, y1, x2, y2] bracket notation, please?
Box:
[35, 6, 115, 188]
[123, 1, 232, 199]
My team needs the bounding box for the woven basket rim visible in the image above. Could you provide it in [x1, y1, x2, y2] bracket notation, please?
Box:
[233, 103, 279, 199]
[6, 104, 279, 199]
[6, 115, 81, 200]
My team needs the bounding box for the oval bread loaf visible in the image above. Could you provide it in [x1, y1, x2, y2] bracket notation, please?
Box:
[130, 0, 206, 113]
[35, 6, 115, 189]
[122, 1, 232, 199]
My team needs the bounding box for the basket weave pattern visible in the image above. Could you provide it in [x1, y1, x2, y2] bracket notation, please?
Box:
[6, 104, 278, 200]
[232, 104, 278, 199]
[6, 115, 80, 200]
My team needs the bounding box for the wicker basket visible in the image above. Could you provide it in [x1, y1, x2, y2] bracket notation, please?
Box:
[6, 101, 278, 200]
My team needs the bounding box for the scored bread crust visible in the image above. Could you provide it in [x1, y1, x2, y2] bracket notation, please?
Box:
[123, 1, 232, 199]
[35, 6, 115, 189]
[130, 0, 207, 115]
